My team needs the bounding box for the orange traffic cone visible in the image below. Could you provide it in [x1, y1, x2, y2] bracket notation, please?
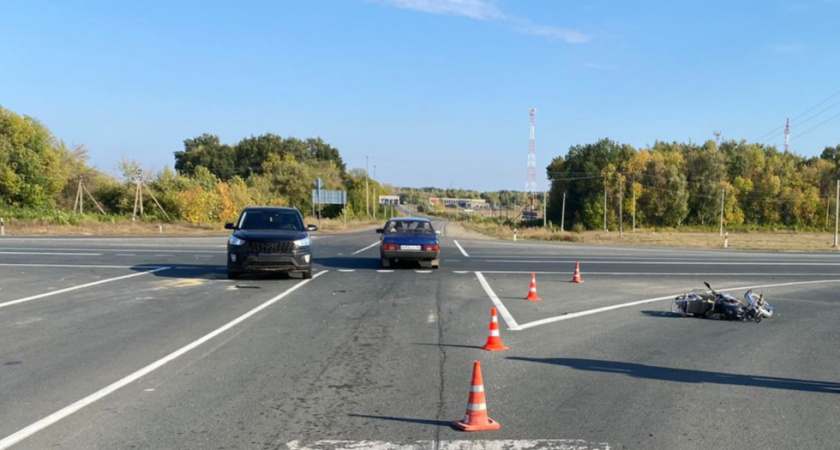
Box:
[481, 307, 508, 351]
[525, 273, 541, 301]
[570, 261, 584, 283]
[452, 360, 501, 432]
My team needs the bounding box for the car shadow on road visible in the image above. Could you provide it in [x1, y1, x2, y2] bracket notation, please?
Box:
[347, 414, 452, 428]
[640, 310, 684, 318]
[315, 256, 430, 271]
[411, 342, 481, 350]
[130, 264, 227, 280]
[507, 357, 840, 394]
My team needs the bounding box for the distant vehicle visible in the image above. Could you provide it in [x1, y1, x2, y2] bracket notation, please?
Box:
[224, 206, 318, 279]
[376, 217, 440, 269]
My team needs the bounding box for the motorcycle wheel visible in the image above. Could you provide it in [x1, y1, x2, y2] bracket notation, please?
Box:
[671, 299, 684, 315]
[755, 316, 762, 323]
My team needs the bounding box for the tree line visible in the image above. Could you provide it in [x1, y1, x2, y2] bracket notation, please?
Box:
[0, 105, 388, 224]
[547, 138, 840, 231]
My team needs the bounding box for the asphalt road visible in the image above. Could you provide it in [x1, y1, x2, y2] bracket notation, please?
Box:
[0, 222, 838, 449]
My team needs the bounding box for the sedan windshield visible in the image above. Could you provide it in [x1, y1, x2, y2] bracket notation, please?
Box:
[238, 211, 303, 231]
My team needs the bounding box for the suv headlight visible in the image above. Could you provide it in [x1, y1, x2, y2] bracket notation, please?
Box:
[229, 236, 246, 246]
[293, 236, 311, 248]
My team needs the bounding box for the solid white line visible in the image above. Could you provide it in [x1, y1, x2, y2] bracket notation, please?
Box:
[477, 271, 840, 277]
[483, 260, 840, 266]
[0, 267, 171, 310]
[0, 263, 165, 270]
[516, 279, 840, 330]
[351, 242, 379, 255]
[287, 440, 611, 450]
[0, 252, 102, 256]
[475, 272, 520, 331]
[453, 240, 469, 257]
[337, 269, 356, 272]
[0, 247, 221, 253]
[0, 270, 328, 449]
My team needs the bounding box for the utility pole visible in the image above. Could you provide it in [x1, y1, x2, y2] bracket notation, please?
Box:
[603, 177, 607, 232]
[619, 178, 624, 238]
[835, 180, 839, 248]
[132, 170, 143, 221]
[365, 156, 370, 219]
[561, 192, 566, 232]
[543, 191, 547, 227]
[719, 189, 725, 236]
[632, 174, 636, 233]
[373, 164, 377, 220]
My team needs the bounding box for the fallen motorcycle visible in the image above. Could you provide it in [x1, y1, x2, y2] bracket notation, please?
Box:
[671, 282, 774, 322]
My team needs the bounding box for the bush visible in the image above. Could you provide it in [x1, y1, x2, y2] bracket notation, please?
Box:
[571, 222, 585, 233]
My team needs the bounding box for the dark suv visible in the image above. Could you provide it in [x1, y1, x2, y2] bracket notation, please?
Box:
[224, 207, 317, 279]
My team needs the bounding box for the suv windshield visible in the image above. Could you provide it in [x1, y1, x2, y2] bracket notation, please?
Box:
[238, 210, 304, 231]
[384, 220, 434, 234]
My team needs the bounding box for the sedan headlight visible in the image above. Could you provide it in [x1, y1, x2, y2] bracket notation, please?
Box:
[294, 236, 312, 248]
[229, 235, 246, 246]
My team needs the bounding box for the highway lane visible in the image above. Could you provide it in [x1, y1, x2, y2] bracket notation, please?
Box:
[0, 227, 838, 449]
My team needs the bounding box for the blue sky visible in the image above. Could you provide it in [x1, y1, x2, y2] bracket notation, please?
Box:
[2, 0, 839, 191]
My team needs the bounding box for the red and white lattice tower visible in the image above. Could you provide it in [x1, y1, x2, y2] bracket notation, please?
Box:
[526, 108, 537, 204]
[784, 117, 790, 153]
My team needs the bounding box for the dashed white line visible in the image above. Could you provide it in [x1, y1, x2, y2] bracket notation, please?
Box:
[453, 240, 469, 257]
[351, 242, 379, 255]
[475, 272, 520, 331]
[338, 269, 356, 273]
[0, 271, 328, 449]
[0, 267, 171, 310]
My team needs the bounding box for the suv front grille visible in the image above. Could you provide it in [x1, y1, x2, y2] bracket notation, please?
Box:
[247, 240, 296, 253]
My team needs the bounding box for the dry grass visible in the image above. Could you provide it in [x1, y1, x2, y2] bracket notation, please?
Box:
[462, 221, 840, 252]
[0, 217, 380, 236]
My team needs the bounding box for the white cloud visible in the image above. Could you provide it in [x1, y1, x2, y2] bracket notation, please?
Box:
[515, 22, 590, 44]
[367, 0, 589, 43]
[368, 0, 505, 20]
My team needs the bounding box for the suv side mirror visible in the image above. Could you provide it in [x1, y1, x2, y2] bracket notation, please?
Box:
[375, 228, 384, 233]
[306, 224, 318, 232]
[224, 223, 235, 230]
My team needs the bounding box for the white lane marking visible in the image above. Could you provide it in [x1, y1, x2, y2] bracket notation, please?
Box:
[287, 440, 611, 450]
[453, 240, 469, 257]
[477, 271, 840, 277]
[114, 254, 136, 257]
[338, 269, 356, 273]
[351, 242, 379, 255]
[0, 271, 328, 449]
[0, 264, 166, 270]
[475, 272, 520, 331]
[153, 254, 173, 257]
[377, 270, 394, 273]
[0, 247, 221, 254]
[484, 260, 840, 266]
[415, 270, 432, 273]
[453, 271, 470, 274]
[0, 252, 102, 256]
[517, 279, 840, 330]
[0, 268, 171, 310]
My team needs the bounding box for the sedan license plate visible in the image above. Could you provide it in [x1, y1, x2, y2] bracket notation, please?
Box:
[400, 245, 421, 251]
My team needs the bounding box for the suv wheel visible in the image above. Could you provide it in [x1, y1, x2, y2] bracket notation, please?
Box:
[227, 270, 240, 280]
[303, 267, 313, 279]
